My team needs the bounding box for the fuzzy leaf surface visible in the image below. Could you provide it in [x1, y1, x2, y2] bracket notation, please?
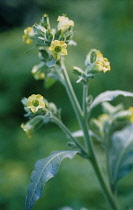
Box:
[25, 150, 78, 210]
[89, 90, 133, 111]
[46, 59, 56, 67]
[109, 124, 133, 185]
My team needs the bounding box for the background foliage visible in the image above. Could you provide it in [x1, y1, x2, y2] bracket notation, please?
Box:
[0, 0, 133, 209]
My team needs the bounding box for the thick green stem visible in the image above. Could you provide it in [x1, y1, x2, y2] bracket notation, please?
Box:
[82, 84, 88, 117]
[80, 119, 120, 210]
[60, 60, 90, 152]
[60, 59, 120, 210]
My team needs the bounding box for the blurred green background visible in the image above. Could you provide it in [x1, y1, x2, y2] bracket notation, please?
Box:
[0, 0, 133, 209]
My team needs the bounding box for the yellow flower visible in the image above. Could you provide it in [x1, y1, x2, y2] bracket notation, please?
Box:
[98, 113, 110, 123]
[22, 27, 34, 44]
[26, 94, 45, 113]
[85, 49, 111, 73]
[57, 16, 74, 32]
[128, 107, 133, 122]
[21, 123, 32, 138]
[21, 116, 44, 138]
[95, 57, 111, 73]
[32, 65, 45, 80]
[49, 40, 68, 60]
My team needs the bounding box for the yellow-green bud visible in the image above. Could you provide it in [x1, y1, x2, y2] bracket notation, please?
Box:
[128, 107, 133, 123]
[31, 64, 45, 80]
[22, 27, 34, 44]
[21, 116, 44, 138]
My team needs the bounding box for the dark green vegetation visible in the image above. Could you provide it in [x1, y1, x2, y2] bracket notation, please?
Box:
[0, 0, 133, 209]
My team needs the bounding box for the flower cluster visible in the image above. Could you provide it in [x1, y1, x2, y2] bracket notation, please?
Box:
[21, 94, 60, 137]
[23, 14, 75, 60]
[73, 49, 111, 84]
[23, 14, 75, 82]
[89, 102, 133, 142]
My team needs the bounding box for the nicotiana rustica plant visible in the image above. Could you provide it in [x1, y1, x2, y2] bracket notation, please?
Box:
[21, 14, 133, 210]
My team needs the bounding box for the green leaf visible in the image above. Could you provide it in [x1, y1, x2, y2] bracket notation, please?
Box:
[72, 129, 103, 142]
[25, 150, 78, 210]
[54, 30, 62, 40]
[72, 130, 84, 137]
[72, 66, 84, 76]
[109, 124, 133, 185]
[46, 59, 56, 67]
[101, 102, 123, 114]
[89, 90, 133, 111]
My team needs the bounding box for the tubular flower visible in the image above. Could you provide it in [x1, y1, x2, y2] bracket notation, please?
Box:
[57, 16, 74, 32]
[21, 116, 44, 138]
[26, 94, 45, 113]
[21, 123, 32, 138]
[49, 40, 68, 60]
[23, 27, 34, 44]
[128, 107, 133, 123]
[95, 57, 111, 73]
[85, 49, 111, 73]
[32, 65, 45, 80]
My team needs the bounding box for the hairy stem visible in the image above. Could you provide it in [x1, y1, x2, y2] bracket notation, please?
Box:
[60, 59, 120, 210]
[80, 118, 120, 210]
[82, 84, 88, 117]
[51, 116, 88, 157]
[60, 60, 90, 152]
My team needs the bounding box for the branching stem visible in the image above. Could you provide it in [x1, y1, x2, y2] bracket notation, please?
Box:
[60, 59, 120, 210]
[51, 116, 88, 157]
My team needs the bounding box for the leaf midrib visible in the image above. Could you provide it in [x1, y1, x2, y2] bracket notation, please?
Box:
[27, 151, 68, 209]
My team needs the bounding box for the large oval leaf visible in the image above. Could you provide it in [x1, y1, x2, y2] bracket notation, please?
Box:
[25, 150, 78, 210]
[109, 124, 133, 185]
[89, 90, 133, 111]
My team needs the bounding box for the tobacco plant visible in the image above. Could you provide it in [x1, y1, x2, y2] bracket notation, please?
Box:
[21, 14, 133, 210]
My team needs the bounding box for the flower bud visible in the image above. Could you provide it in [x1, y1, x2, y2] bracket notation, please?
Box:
[21, 116, 44, 137]
[40, 14, 50, 29]
[128, 107, 133, 123]
[48, 103, 57, 114]
[23, 27, 34, 44]
[31, 64, 45, 80]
